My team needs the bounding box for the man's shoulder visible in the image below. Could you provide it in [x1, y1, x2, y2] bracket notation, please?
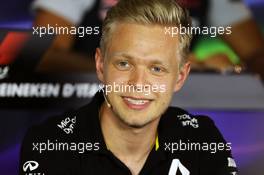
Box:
[163, 106, 223, 140]
[19, 106, 91, 175]
[165, 106, 215, 129]
[26, 103, 93, 140]
[163, 107, 237, 174]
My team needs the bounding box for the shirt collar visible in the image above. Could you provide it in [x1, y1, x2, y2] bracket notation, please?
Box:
[78, 90, 176, 159]
[77, 90, 108, 154]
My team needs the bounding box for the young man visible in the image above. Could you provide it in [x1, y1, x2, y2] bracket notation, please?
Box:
[20, 0, 238, 174]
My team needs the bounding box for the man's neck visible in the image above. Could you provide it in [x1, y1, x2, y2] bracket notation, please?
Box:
[99, 103, 160, 174]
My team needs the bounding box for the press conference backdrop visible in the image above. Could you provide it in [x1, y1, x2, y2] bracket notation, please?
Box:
[0, 0, 264, 175]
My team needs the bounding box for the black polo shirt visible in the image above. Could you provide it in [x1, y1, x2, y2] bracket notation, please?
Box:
[19, 91, 238, 175]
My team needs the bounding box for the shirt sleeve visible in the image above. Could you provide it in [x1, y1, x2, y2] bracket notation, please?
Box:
[208, 0, 252, 27]
[19, 122, 80, 175]
[197, 116, 238, 175]
[31, 0, 96, 25]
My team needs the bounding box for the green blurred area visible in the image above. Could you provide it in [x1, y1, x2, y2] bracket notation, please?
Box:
[193, 25, 264, 64]
[193, 36, 240, 64]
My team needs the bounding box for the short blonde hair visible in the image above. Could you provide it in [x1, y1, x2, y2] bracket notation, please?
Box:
[100, 0, 192, 63]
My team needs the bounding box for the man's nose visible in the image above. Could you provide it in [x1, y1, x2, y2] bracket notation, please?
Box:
[128, 67, 147, 86]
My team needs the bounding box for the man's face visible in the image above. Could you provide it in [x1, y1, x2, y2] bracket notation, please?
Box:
[96, 23, 190, 128]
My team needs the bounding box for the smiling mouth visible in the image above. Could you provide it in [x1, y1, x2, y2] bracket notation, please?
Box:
[122, 96, 153, 110]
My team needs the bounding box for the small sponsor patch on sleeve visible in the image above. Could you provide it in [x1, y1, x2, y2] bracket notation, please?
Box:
[177, 114, 199, 128]
[228, 157, 237, 168]
[57, 116, 76, 134]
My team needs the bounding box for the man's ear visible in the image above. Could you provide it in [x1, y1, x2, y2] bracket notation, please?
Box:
[174, 61, 191, 92]
[95, 48, 104, 83]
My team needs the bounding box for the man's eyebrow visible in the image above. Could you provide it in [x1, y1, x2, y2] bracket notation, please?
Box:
[111, 53, 135, 60]
[150, 60, 166, 65]
[111, 52, 170, 67]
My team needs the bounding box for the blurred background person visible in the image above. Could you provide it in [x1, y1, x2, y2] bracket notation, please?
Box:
[32, 0, 264, 81]
[32, 0, 117, 72]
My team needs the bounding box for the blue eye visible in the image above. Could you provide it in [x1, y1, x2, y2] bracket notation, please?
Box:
[150, 65, 168, 75]
[116, 60, 131, 70]
[119, 61, 129, 67]
[152, 66, 161, 72]
[151, 66, 164, 73]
